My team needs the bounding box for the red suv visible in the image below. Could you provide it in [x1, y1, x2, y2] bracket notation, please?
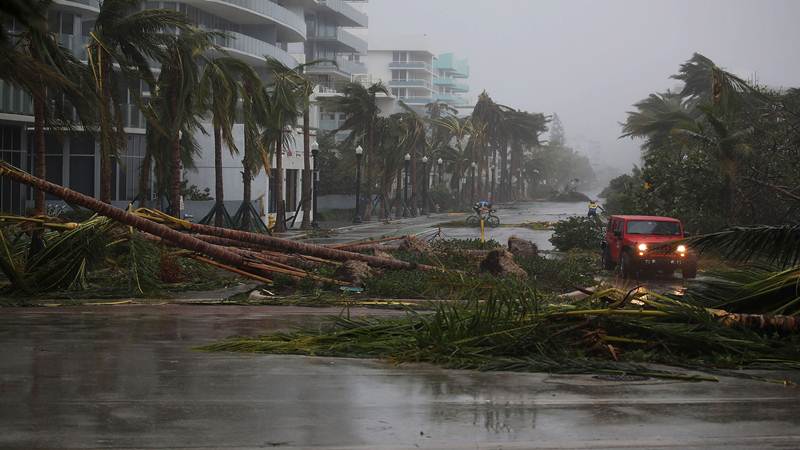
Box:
[601, 215, 697, 279]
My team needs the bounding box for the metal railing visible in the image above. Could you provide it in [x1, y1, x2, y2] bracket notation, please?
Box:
[53, 0, 101, 11]
[388, 61, 433, 72]
[316, 0, 369, 27]
[306, 57, 366, 77]
[210, 0, 307, 39]
[215, 32, 297, 67]
[389, 79, 431, 89]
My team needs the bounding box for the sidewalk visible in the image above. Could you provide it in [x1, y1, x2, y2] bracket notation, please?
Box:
[275, 211, 466, 245]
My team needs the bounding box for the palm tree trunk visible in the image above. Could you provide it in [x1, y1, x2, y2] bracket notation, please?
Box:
[241, 163, 251, 230]
[410, 146, 418, 216]
[363, 125, 375, 221]
[33, 93, 46, 216]
[214, 124, 224, 227]
[500, 144, 509, 202]
[274, 137, 286, 232]
[99, 57, 113, 205]
[138, 151, 151, 208]
[169, 134, 181, 217]
[300, 106, 312, 229]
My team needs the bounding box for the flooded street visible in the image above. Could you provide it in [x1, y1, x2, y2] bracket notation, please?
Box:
[2, 305, 800, 449]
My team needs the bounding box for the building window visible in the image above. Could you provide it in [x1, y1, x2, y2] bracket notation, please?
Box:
[0, 125, 23, 214]
[69, 135, 95, 196]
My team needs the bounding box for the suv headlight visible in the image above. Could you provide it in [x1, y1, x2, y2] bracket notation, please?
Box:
[637, 243, 648, 252]
[676, 244, 687, 254]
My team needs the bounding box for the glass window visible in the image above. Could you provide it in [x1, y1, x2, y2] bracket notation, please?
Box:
[626, 220, 681, 236]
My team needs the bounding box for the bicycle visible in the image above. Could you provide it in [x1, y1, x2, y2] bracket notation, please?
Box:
[466, 208, 500, 228]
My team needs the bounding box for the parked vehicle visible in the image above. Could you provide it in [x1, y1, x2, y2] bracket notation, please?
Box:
[600, 215, 697, 279]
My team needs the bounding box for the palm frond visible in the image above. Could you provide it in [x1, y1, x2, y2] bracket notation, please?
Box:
[689, 225, 800, 268]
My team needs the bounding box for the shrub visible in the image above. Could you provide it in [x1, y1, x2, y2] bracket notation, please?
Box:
[549, 216, 604, 252]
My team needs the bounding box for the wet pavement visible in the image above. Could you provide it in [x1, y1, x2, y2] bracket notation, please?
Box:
[2, 305, 800, 449]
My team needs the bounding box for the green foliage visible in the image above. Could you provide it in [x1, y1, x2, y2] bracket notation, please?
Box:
[180, 181, 213, 201]
[202, 287, 800, 382]
[517, 253, 597, 292]
[611, 53, 800, 232]
[549, 217, 604, 252]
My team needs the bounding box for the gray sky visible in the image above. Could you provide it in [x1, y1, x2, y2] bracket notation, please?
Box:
[368, 0, 800, 170]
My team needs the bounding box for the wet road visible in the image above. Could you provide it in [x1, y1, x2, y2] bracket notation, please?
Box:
[2, 305, 800, 449]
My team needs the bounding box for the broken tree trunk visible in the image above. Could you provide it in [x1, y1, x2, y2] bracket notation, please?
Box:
[0, 163, 259, 274]
[174, 220, 435, 271]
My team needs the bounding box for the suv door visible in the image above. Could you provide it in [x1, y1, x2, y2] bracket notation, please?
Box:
[609, 219, 624, 261]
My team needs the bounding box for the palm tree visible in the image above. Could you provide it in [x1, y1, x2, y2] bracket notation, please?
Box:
[197, 56, 260, 226]
[319, 81, 388, 220]
[143, 29, 215, 218]
[502, 109, 548, 200]
[432, 115, 475, 208]
[471, 92, 503, 199]
[86, 0, 192, 204]
[238, 79, 269, 231]
[395, 102, 428, 216]
[263, 57, 305, 232]
[9, 1, 94, 215]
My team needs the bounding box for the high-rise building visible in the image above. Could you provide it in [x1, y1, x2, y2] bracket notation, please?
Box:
[0, 0, 369, 226]
[365, 39, 472, 114]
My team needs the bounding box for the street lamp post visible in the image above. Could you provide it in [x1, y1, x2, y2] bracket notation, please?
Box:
[353, 145, 363, 223]
[311, 141, 320, 228]
[421, 156, 429, 215]
[470, 161, 477, 203]
[403, 153, 411, 218]
[490, 165, 496, 202]
[437, 157, 443, 186]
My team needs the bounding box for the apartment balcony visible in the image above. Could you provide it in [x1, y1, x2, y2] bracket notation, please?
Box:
[434, 78, 469, 91]
[186, 0, 306, 42]
[305, 57, 366, 80]
[213, 31, 297, 68]
[435, 94, 469, 106]
[388, 61, 434, 73]
[397, 96, 434, 106]
[318, 118, 345, 131]
[58, 34, 89, 61]
[433, 54, 470, 78]
[0, 81, 33, 117]
[315, 0, 368, 27]
[388, 79, 432, 89]
[308, 28, 367, 54]
[52, 0, 101, 14]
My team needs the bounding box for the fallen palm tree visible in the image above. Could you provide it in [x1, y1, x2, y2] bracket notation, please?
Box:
[0, 163, 435, 290]
[201, 285, 800, 382]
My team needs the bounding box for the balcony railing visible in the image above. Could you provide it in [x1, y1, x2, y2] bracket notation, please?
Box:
[388, 61, 433, 72]
[214, 32, 297, 67]
[0, 80, 33, 116]
[316, 0, 368, 27]
[306, 57, 366, 77]
[388, 79, 432, 89]
[53, 0, 101, 12]
[201, 0, 307, 40]
[397, 96, 434, 105]
[309, 28, 367, 54]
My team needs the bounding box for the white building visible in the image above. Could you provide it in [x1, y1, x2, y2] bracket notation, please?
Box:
[0, 0, 369, 228]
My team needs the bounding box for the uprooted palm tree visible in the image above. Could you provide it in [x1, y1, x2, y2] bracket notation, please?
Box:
[86, 0, 193, 204]
[319, 81, 388, 220]
[197, 56, 261, 227]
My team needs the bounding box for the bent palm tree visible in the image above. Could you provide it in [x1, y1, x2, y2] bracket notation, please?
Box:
[197, 56, 260, 226]
[320, 82, 388, 220]
[86, 0, 193, 203]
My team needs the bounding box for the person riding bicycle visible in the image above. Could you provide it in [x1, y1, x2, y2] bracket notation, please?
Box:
[473, 200, 493, 216]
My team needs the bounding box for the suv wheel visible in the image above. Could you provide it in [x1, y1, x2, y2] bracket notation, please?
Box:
[682, 265, 698, 279]
[601, 248, 615, 270]
[620, 252, 635, 279]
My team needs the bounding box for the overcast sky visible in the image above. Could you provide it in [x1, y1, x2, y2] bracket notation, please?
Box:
[367, 0, 800, 170]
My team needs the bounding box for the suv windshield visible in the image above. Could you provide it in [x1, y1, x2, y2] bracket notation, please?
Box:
[626, 220, 681, 236]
